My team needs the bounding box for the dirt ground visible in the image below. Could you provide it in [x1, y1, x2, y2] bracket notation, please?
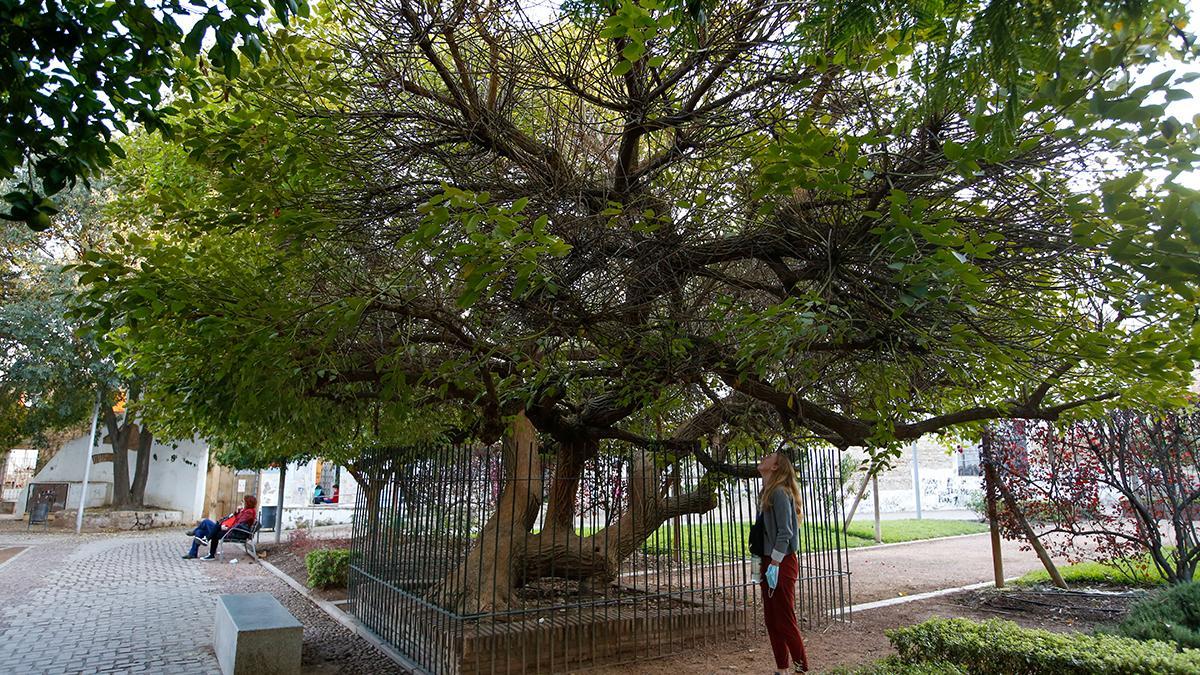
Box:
[594, 534, 1134, 674]
[595, 586, 1147, 674]
[260, 530, 1143, 674]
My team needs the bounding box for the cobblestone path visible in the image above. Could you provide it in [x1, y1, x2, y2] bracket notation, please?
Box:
[0, 529, 406, 675]
[0, 531, 220, 674]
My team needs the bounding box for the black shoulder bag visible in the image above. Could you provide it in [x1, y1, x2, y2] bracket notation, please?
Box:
[748, 512, 766, 558]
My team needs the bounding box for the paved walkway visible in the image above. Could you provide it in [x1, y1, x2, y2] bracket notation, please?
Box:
[0, 532, 221, 674]
[0, 530, 404, 675]
[0, 526, 1063, 674]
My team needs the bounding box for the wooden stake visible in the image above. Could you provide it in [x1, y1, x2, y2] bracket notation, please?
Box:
[997, 477, 1067, 589]
[843, 470, 872, 531]
[984, 462, 1005, 588]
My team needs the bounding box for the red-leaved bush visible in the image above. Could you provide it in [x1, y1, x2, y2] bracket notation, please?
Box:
[989, 407, 1200, 584]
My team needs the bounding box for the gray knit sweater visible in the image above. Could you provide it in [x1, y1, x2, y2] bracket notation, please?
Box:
[760, 487, 799, 563]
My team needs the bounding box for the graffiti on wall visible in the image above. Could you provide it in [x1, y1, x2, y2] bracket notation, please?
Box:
[863, 472, 983, 513]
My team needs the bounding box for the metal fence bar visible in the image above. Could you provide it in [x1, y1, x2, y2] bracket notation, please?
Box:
[347, 442, 851, 673]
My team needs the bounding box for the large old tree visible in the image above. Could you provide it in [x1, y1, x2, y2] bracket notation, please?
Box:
[1, 182, 164, 508]
[76, 0, 1200, 611]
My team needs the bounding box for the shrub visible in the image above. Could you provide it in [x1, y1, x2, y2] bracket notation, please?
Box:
[990, 412, 1200, 585]
[888, 617, 1200, 674]
[1112, 581, 1200, 649]
[964, 491, 988, 522]
[306, 548, 350, 589]
[824, 656, 965, 674]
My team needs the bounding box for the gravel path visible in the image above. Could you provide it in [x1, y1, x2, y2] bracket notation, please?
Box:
[202, 557, 406, 674]
[848, 532, 1063, 604]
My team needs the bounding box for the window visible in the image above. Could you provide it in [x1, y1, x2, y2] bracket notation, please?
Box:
[957, 444, 981, 477]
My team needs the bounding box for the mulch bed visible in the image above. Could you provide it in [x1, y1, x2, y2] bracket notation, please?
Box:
[258, 538, 350, 604]
[957, 585, 1150, 628]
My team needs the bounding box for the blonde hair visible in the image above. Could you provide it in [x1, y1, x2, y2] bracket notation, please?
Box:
[759, 452, 803, 521]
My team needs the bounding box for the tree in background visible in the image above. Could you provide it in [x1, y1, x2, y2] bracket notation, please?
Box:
[0, 0, 307, 230]
[991, 409, 1200, 584]
[1, 186, 110, 460]
[1, 179, 167, 508]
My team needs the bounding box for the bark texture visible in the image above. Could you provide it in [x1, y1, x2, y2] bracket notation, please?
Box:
[102, 402, 152, 509]
[429, 419, 720, 614]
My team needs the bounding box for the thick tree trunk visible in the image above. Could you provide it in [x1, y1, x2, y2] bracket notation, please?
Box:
[429, 435, 721, 614]
[103, 407, 132, 509]
[128, 420, 153, 507]
[545, 438, 595, 531]
[521, 449, 717, 593]
[429, 412, 543, 614]
[102, 406, 152, 509]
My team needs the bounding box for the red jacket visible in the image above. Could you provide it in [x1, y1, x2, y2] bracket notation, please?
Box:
[221, 507, 256, 530]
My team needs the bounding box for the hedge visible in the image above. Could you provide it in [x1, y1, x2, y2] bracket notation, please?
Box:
[306, 548, 350, 589]
[888, 618, 1200, 675]
[824, 656, 966, 674]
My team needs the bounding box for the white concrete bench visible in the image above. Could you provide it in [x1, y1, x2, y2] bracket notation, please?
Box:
[213, 593, 303, 675]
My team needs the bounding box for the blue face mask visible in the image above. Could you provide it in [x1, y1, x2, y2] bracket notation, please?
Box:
[765, 563, 779, 590]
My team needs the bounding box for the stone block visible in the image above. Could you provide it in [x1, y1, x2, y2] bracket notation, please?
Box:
[213, 593, 302, 675]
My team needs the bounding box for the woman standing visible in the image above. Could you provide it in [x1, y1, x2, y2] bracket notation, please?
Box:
[756, 451, 809, 674]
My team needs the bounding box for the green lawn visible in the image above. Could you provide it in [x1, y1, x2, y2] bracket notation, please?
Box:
[1014, 556, 1169, 587]
[639, 518, 989, 561]
[844, 519, 990, 545]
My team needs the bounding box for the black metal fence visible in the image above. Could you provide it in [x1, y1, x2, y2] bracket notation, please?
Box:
[348, 441, 851, 674]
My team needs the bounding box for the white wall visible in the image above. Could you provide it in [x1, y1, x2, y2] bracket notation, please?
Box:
[845, 439, 984, 515]
[256, 459, 359, 530]
[16, 435, 209, 520]
[1, 448, 38, 501]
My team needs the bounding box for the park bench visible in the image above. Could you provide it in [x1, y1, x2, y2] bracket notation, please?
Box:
[213, 593, 302, 675]
[217, 522, 262, 561]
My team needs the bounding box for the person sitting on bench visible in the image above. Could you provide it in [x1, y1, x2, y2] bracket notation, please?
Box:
[183, 495, 257, 560]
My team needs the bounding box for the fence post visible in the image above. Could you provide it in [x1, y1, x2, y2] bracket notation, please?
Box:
[75, 393, 102, 534]
[872, 475, 882, 544]
[911, 445, 923, 519]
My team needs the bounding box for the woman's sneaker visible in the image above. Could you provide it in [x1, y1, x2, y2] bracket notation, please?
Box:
[201, 554, 216, 561]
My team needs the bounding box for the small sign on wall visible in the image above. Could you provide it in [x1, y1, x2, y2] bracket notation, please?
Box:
[237, 479, 246, 492]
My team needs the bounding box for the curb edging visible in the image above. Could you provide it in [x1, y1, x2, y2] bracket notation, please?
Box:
[0, 545, 32, 573]
[838, 576, 1021, 615]
[257, 557, 422, 673]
